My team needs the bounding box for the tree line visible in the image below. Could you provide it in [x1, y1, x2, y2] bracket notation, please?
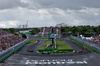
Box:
[2, 28, 40, 35]
[61, 25, 100, 36]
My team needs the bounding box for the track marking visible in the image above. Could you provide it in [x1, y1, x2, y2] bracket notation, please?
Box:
[25, 59, 88, 65]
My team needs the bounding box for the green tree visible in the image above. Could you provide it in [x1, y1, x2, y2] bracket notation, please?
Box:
[29, 28, 40, 34]
[97, 25, 100, 34]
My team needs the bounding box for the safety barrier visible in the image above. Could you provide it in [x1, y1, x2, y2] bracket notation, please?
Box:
[0, 36, 29, 62]
[38, 49, 73, 53]
[70, 35, 100, 53]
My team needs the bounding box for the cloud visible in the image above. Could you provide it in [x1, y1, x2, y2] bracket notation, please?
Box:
[0, 24, 6, 28]
[0, 0, 28, 10]
[0, 0, 100, 28]
[0, 21, 19, 28]
[30, 0, 100, 10]
[9, 21, 18, 26]
[1, 0, 100, 10]
[48, 7, 100, 26]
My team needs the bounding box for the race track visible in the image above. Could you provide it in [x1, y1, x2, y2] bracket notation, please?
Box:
[2, 35, 100, 66]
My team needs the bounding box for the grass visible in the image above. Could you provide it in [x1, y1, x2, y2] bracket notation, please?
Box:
[38, 41, 51, 50]
[29, 35, 48, 40]
[25, 39, 36, 45]
[56, 41, 72, 50]
[38, 41, 73, 50]
[69, 37, 97, 52]
[34, 37, 48, 40]
[72, 40, 93, 51]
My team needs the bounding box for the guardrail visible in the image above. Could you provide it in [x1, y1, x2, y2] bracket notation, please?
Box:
[70, 35, 100, 53]
[0, 36, 29, 62]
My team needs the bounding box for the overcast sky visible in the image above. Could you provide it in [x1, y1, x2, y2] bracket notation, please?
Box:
[0, 0, 100, 28]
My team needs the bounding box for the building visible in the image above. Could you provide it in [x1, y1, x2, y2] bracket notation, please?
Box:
[19, 30, 31, 34]
[56, 23, 67, 27]
[35, 26, 61, 38]
[17, 22, 28, 29]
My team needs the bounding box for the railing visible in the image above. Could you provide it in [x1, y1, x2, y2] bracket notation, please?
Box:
[0, 36, 29, 62]
[71, 35, 100, 53]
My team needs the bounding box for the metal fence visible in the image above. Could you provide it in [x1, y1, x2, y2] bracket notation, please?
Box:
[71, 35, 100, 51]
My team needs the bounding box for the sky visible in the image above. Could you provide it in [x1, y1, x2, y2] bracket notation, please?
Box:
[0, 0, 100, 28]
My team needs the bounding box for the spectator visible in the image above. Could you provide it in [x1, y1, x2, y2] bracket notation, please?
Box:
[0, 30, 25, 52]
[79, 34, 100, 48]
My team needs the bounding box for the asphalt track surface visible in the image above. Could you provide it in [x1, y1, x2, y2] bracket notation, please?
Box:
[2, 35, 100, 66]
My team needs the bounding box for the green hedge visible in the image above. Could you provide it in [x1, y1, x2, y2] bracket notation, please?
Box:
[38, 49, 73, 53]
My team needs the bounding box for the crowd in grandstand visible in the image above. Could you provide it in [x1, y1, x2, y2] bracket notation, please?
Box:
[79, 35, 100, 47]
[0, 30, 25, 52]
[0, 30, 12, 36]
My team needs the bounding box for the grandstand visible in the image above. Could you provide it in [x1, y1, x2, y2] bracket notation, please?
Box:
[0, 30, 25, 52]
[79, 35, 100, 48]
